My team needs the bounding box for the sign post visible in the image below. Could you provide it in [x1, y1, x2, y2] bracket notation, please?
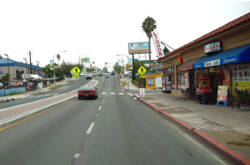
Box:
[71, 66, 81, 92]
[137, 66, 147, 96]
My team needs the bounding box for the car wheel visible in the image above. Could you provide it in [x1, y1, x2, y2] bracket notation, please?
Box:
[78, 96, 81, 100]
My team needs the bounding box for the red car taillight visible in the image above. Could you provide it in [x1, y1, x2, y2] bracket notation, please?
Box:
[91, 90, 95, 93]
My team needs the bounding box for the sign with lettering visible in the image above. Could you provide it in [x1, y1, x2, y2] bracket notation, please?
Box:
[151, 31, 164, 58]
[204, 42, 221, 54]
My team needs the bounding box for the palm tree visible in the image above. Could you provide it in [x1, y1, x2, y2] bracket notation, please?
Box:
[142, 16, 157, 69]
[57, 54, 61, 65]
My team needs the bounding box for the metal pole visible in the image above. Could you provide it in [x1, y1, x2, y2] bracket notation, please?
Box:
[4, 54, 9, 75]
[53, 55, 56, 86]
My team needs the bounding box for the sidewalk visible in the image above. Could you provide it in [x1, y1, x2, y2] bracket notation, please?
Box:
[0, 79, 70, 101]
[120, 76, 250, 164]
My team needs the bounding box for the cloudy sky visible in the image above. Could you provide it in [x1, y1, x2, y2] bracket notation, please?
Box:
[0, 0, 249, 68]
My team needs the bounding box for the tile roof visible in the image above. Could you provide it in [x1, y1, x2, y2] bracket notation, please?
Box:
[158, 12, 250, 61]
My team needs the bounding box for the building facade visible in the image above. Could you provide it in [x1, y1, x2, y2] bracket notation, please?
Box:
[0, 58, 42, 80]
[158, 12, 250, 97]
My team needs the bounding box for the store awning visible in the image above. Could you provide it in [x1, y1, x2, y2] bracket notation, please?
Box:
[178, 57, 202, 71]
[194, 44, 250, 69]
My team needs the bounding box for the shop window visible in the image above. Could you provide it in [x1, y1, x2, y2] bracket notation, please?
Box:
[148, 78, 154, 86]
[178, 73, 185, 90]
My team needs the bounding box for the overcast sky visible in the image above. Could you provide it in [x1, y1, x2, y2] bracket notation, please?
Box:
[0, 0, 249, 68]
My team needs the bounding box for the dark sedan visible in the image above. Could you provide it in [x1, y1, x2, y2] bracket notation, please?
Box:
[78, 85, 98, 100]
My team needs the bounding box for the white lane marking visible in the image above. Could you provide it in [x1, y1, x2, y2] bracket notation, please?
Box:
[119, 93, 124, 95]
[103, 99, 105, 102]
[102, 92, 107, 95]
[110, 92, 115, 95]
[98, 106, 102, 111]
[44, 94, 51, 97]
[54, 94, 58, 96]
[73, 153, 80, 159]
[86, 122, 95, 134]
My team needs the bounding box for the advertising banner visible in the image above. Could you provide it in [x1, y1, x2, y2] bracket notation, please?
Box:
[232, 64, 250, 95]
[217, 85, 229, 101]
[128, 42, 149, 54]
[81, 57, 90, 63]
[151, 31, 164, 58]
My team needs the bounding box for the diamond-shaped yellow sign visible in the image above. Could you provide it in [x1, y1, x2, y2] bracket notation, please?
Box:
[138, 66, 147, 75]
[72, 66, 81, 75]
[140, 75, 145, 78]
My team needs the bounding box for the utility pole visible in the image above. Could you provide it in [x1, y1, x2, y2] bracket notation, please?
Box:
[29, 51, 32, 74]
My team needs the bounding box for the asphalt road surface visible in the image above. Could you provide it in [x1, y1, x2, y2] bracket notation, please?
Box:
[0, 76, 233, 165]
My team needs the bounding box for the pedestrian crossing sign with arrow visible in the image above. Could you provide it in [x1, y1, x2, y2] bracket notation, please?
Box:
[72, 66, 81, 75]
[138, 66, 147, 75]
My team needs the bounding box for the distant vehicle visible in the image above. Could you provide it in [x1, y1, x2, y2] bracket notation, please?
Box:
[99, 72, 103, 76]
[78, 85, 98, 100]
[104, 73, 109, 78]
[111, 71, 115, 76]
[124, 71, 129, 76]
[86, 74, 92, 80]
[10, 80, 23, 87]
[92, 73, 95, 77]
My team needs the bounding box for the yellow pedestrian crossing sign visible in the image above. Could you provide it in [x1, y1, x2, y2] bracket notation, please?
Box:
[72, 66, 81, 75]
[74, 75, 79, 79]
[138, 66, 147, 75]
[140, 75, 145, 78]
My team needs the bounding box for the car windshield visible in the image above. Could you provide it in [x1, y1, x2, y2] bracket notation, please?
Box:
[80, 86, 95, 90]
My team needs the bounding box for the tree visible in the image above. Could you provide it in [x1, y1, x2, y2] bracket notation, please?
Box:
[142, 16, 157, 69]
[2, 74, 10, 88]
[163, 46, 170, 55]
[57, 54, 61, 65]
[113, 62, 121, 74]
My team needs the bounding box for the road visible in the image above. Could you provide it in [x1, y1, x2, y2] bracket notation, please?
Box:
[0, 76, 88, 109]
[0, 76, 233, 165]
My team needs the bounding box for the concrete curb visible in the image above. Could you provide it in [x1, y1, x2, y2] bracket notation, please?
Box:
[135, 95, 250, 165]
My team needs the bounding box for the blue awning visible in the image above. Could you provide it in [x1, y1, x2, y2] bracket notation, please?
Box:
[194, 44, 250, 69]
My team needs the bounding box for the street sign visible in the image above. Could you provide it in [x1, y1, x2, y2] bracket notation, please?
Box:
[74, 75, 79, 79]
[72, 66, 81, 75]
[139, 88, 145, 97]
[138, 66, 147, 75]
[21, 73, 28, 79]
[140, 75, 145, 78]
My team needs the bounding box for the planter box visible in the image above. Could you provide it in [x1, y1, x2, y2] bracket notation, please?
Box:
[240, 105, 250, 111]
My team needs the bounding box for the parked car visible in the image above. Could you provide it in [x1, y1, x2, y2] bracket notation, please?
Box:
[78, 85, 98, 100]
[10, 80, 23, 87]
[86, 74, 92, 80]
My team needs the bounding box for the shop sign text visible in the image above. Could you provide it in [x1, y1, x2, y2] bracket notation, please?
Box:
[204, 42, 221, 54]
[204, 59, 220, 67]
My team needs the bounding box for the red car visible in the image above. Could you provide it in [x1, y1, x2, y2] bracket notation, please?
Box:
[78, 85, 98, 100]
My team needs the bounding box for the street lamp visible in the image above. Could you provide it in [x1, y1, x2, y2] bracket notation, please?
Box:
[53, 51, 66, 86]
[117, 54, 130, 89]
[4, 54, 9, 75]
[23, 58, 29, 95]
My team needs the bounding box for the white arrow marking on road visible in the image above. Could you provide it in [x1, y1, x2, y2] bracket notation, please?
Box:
[73, 153, 80, 159]
[86, 122, 95, 134]
[98, 106, 102, 111]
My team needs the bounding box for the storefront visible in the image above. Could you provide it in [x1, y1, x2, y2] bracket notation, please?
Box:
[158, 12, 250, 97]
[194, 44, 250, 96]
